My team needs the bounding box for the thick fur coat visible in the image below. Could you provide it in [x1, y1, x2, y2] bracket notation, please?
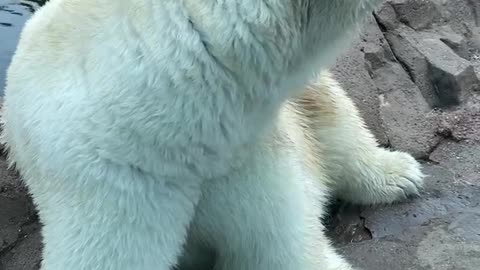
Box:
[2, 0, 423, 269]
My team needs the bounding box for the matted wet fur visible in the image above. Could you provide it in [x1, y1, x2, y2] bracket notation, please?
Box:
[1, 1, 423, 269]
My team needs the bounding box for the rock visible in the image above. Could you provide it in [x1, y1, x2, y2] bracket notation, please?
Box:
[442, 0, 480, 35]
[325, 203, 372, 246]
[362, 30, 397, 72]
[0, 226, 42, 270]
[374, 2, 401, 31]
[390, 0, 443, 30]
[468, 26, 480, 53]
[468, 0, 480, 26]
[430, 141, 480, 184]
[418, 38, 480, 106]
[374, 0, 444, 31]
[369, 62, 441, 158]
[382, 27, 441, 107]
[380, 26, 480, 108]
[0, 155, 37, 255]
[438, 26, 470, 60]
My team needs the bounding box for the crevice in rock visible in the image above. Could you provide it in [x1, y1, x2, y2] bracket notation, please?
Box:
[422, 139, 443, 161]
[359, 215, 374, 240]
[372, 12, 418, 87]
[372, 11, 388, 33]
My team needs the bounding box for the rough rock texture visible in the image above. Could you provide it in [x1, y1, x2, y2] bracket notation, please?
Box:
[0, 154, 41, 270]
[333, 0, 480, 159]
[0, 0, 479, 270]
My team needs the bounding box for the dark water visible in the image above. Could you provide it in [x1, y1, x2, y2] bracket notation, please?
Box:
[0, 0, 46, 95]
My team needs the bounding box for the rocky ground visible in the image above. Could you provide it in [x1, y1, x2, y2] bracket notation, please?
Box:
[0, 0, 479, 269]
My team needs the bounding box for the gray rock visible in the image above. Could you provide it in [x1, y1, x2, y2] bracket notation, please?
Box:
[468, 0, 480, 26]
[468, 26, 480, 53]
[390, 0, 443, 30]
[0, 226, 42, 270]
[375, 0, 444, 31]
[374, 2, 401, 31]
[429, 141, 480, 184]
[0, 156, 36, 255]
[381, 26, 480, 108]
[383, 28, 441, 107]
[438, 26, 471, 60]
[418, 38, 480, 106]
[369, 62, 441, 158]
[442, 0, 480, 35]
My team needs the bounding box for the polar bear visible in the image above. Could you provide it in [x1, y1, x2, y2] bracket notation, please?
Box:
[1, 0, 423, 270]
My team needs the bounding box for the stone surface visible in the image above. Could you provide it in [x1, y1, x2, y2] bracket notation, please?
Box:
[420, 38, 480, 106]
[372, 62, 441, 158]
[375, 0, 480, 109]
[330, 152, 480, 270]
[0, 224, 42, 270]
[0, 154, 40, 270]
[439, 26, 470, 60]
[390, 0, 443, 30]
[383, 27, 440, 107]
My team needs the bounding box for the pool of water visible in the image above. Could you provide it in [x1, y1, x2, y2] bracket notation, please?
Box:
[0, 0, 46, 95]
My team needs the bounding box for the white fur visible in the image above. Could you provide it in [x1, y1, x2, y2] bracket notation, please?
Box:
[302, 74, 424, 205]
[1, 0, 423, 270]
